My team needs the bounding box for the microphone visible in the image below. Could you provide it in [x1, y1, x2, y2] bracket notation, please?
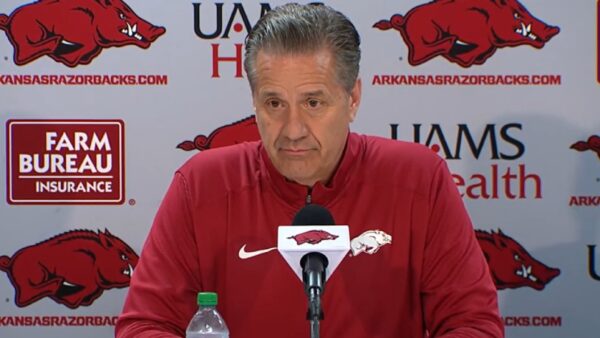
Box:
[291, 204, 335, 225]
[292, 204, 335, 304]
[278, 204, 350, 321]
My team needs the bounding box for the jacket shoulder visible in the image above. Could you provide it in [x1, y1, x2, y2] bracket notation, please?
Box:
[357, 134, 446, 193]
[176, 142, 262, 198]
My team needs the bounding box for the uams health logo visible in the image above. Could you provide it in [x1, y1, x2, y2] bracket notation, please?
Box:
[6, 120, 125, 204]
[374, 0, 559, 67]
[0, 0, 165, 67]
[193, 3, 272, 78]
[0, 229, 138, 308]
[391, 123, 542, 200]
[588, 244, 600, 281]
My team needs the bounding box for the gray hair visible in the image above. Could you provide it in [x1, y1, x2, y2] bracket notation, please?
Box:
[244, 3, 361, 93]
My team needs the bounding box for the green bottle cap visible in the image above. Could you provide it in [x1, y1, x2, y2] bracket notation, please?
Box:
[197, 292, 218, 306]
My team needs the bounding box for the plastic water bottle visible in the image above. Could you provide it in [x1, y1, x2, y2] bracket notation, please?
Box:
[186, 292, 230, 338]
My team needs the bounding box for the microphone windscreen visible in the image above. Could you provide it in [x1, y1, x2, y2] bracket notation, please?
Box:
[292, 204, 335, 225]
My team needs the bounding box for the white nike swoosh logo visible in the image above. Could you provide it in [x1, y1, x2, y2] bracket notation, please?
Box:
[238, 245, 277, 259]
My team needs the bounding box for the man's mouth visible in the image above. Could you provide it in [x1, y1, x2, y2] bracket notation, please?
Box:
[280, 148, 313, 156]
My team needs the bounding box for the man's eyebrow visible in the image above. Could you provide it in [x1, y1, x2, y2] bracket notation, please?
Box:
[257, 90, 281, 98]
[300, 90, 326, 97]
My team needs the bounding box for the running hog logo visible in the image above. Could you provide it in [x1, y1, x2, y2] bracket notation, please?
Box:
[374, 0, 559, 67]
[476, 229, 560, 290]
[350, 230, 392, 256]
[288, 230, 338, 245]
[177, 115, 261, 151]
[0, 229, 138, 308]
[0, 0, 166, 67]
[570, 135, 600, 159]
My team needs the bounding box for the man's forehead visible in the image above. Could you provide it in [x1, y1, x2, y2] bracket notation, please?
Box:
[255, 48, 334, 69]
[253, 49, 341, 91]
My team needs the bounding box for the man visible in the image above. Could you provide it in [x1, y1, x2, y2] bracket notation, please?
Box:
[116, 3, 503, 337]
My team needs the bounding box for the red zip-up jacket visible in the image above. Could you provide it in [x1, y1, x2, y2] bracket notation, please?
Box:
[116, 132, 503, 337]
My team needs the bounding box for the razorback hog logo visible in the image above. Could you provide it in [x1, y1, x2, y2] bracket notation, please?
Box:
[0, 229, 138, 308]
[177, 115, 261, 151]
[288, 230, 338, 245]
[350, 230, 392, 256]
[373, 0, 559, 67]
[476, 229, 560, 290]
[0, 0, 166, 67]
[570, 135, 600, 159]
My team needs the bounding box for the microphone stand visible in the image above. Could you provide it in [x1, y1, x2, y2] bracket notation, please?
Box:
[308, 288, 322, 338]
[302, 253, 327, 338]
[310, 318, 319, 338]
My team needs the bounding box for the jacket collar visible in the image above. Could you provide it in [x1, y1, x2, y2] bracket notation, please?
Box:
[259, 132, 361, 210]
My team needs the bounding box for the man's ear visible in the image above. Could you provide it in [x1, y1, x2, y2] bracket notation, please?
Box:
[348, 78, 362, 122]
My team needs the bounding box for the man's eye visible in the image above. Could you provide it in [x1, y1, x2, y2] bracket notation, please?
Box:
[307, 99, 321, 108]
[267, 100, 282, 109]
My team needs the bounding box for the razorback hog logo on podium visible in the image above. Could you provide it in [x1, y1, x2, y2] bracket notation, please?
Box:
[0, 0, 166, 67]
[177, 115, 261, 151]
[288, 230, 338, 245]
[373, 0, 560, 67]
[570, 135, 600, 159]
[0, 229, 138, 308]
[476, 229, 560, 290]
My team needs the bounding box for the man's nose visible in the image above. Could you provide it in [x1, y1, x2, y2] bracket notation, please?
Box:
[281, 106, 308, 141]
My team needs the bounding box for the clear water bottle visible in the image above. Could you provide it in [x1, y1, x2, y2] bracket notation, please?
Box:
[186, 292, 229, 338]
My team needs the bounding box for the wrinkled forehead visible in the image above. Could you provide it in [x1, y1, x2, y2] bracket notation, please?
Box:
[255, 43, 333, 63]
[253, 47, 344, 87]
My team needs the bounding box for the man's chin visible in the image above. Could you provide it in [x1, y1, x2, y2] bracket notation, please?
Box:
[280, 169, 316, 186]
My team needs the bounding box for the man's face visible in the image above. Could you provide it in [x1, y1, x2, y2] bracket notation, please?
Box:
[252, 49, 361, 187]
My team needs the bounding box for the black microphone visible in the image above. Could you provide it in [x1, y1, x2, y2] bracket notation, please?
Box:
[292, 204, 335, 320]
[277, 204, 350, 330]
[292, 204, 335, 225]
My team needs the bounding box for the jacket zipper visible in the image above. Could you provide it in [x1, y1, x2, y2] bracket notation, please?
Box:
[305, 187, 312, 204]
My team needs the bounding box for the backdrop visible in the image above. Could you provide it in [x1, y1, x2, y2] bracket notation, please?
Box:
[1, 0, 598, 337]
